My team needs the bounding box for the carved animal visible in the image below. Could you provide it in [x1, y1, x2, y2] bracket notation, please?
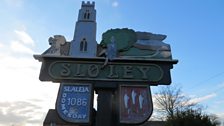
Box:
[42, 35, 70, 56]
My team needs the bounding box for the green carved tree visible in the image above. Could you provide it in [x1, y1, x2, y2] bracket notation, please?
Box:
[100, 28, 137, 52]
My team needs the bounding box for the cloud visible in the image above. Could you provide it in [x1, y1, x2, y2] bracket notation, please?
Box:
[0, 30, 36, 56]
[0, 43, 4, 48]
[112, 1, 119, 7]
[0, 28, 59, 126]
[216, 113, 224, 120]
[189, 93, 217, 104]
[0, 51, 58, 126]
[0, 101, 44, 126]
[15, 30, 35, 46]
[10, 40, 34, 54]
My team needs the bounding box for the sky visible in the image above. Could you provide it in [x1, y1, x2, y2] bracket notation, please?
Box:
[0, 0, 224, 125]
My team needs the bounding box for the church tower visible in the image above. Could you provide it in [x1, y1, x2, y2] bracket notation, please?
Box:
[69, 1, 97, 57]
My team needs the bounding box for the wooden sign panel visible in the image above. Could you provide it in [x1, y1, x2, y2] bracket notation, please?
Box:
[34, 55, 177, 86]
[119, 85, 153, 124]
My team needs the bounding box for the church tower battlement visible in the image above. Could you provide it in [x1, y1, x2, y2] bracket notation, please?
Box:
[69, 1, 97, 58]
[82, 1, 95, 7]
[78, 1, 96, 22]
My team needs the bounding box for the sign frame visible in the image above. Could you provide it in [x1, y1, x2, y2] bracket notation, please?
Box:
[56, 83, 94, 124]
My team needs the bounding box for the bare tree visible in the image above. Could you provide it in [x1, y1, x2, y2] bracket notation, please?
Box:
[153, 86, 198, 120]
[153, 85, 221, 126]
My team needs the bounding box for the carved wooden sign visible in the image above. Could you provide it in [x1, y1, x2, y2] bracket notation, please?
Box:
[34, 2, 178, 125]
[34, 55, 177, 85]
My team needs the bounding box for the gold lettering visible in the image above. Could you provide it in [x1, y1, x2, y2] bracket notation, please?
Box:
[88, 64, 99, 78]
[137, 66, 150, 80]
[60, 63, 71, 77]
[122, 66, 134, 79]
[107, 65, 119, 79]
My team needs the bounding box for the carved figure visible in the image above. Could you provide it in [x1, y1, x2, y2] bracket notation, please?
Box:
[131, 90, 137, 105]
[139, 94, 144, 109]
[42, 35, 70, 56]
[101, 36, 118, 68]
[106, 36, 117, 60]
[124, 93, 129, 109]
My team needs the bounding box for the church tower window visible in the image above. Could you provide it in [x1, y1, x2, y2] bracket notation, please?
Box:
[84, 10, 90, 19]
[80, 38, 87, 52]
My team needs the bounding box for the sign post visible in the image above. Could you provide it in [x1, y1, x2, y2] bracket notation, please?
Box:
[34, 1, 178, 126]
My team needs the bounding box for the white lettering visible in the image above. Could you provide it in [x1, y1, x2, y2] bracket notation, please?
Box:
[67, 98, 88, 106]
[62, 93, 67, 97]
[70, 114, 87, 119]
[61, 104, 66, 110]
[63, 86, 89, 93]
[61, 98, 66, 103]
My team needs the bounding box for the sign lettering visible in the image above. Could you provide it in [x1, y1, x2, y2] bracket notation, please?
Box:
[49, 61, 163, 83]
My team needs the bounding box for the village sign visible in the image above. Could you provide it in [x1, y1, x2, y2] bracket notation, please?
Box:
[34, 1, 177, 126]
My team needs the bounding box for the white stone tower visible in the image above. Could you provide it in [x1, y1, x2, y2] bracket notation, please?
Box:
[69, 1, 97, 57]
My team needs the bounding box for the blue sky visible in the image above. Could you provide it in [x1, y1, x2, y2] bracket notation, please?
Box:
[0, 0, 224, 125]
